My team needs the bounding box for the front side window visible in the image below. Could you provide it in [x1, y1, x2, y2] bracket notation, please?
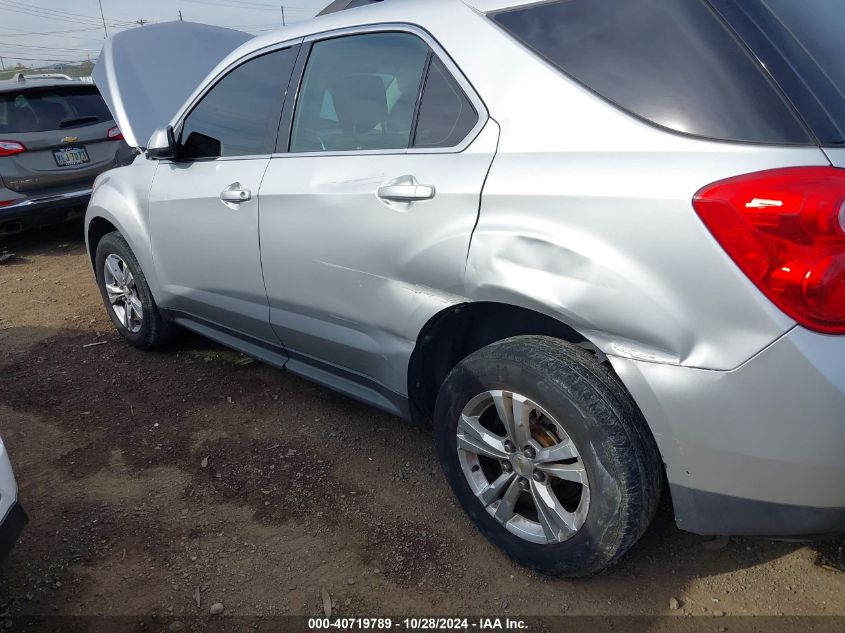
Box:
[180, 47, 297, 159]
[290, 33, 430, 152]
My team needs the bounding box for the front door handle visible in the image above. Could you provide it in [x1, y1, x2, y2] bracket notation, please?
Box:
[220, 188, 251, 203]
[377, 176, 436, 203]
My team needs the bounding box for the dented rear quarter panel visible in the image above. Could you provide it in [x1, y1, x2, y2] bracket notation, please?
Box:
[457, 7, 830, 370]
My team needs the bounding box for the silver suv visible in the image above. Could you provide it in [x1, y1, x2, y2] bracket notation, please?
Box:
[0, 74, 134, 236]
[85, 0, 845, 577]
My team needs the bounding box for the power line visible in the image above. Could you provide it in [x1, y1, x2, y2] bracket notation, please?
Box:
[0, 7, 103, 28]
[0, 41, 99, 51]
[98, 0, 108, 38]
[2, 0, 104, 21]
[0, 54, 96, 62]
[0, 0, 139, 29]
[0, 2, 106, 27]
[0, 26, 106, 37]
[0, 0, 138, 26]
[179, 0, 315, 13]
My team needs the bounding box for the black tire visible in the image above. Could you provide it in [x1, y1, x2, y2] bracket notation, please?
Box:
[434, 335, 662, 577]
[95, 231, 176, 349]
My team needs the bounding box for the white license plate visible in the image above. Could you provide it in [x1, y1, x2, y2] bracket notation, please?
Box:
[54, 147, 90, 167]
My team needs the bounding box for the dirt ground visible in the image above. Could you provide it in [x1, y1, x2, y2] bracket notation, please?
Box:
[0, 221, 843, 623]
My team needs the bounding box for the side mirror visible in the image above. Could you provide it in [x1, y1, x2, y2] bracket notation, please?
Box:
[146, 125, 176, 160]
[180, 131, 221, 160]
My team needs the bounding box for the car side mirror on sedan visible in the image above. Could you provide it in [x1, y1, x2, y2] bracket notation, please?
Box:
[146, 125, 177, 160]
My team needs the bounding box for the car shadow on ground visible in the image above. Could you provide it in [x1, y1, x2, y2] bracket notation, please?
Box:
[0, 325, 820, 574]
[0, 219, 86, 252]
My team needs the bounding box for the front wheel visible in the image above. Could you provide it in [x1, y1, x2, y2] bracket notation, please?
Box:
[434, 336, 662, 577]
[95, 231, 175, 349]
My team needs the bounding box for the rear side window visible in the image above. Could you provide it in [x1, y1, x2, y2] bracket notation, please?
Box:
[0, 86, 113, 134]
[413, 57, 478, 148]
[491, 0, 811, 144]
[711, 0, 845, 146]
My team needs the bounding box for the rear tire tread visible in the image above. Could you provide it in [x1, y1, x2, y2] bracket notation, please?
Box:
[434, 335, 663, 577]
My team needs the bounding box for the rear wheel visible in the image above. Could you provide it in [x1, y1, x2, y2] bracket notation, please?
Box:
[434, 335, 662, 577]
[95, 231, 175, 349]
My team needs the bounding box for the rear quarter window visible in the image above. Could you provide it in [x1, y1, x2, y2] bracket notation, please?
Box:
[710, 0, 845, 146]
[491, 0, 812, 144]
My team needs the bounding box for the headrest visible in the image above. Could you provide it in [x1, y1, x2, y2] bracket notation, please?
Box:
[331, 73, 387, 134]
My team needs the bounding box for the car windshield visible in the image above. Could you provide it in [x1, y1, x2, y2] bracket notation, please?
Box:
[0, 86, 112, 134]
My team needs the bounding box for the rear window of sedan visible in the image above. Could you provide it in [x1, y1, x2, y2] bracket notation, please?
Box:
[491, 0, 812, 145]
[0, 86, 113, 134]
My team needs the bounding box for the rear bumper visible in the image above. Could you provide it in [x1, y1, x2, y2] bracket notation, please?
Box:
[0, 187, 91, 234]
[611, 326, 845, 537]
[668, 487, 845, 538]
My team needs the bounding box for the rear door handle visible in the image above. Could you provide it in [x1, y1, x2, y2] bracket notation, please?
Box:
[220, 188, 251, 203]
[377, 176, 436, 203]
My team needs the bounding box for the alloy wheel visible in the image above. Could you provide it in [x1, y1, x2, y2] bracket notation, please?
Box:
[103, 253, 143, 334]
[457, 390, 590, 544]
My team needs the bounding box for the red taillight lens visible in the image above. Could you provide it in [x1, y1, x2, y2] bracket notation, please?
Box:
[0, 140, 26, 157]
[693, 167, 845, 334]
[107, 126, 124, 141]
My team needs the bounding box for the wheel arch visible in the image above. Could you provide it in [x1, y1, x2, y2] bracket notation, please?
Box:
[408, 301, 606, 422]
[86, 216, 119, 267]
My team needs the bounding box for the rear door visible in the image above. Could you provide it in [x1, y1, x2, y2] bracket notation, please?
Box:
[0, 84, 127, 192]
[148, 45, 299, 342]
[258, 29, 497, 396]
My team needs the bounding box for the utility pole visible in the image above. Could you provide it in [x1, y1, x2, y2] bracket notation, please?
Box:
[178, 10, 183, 21]
[281, 5, 286, 26]
[98, 0, 109, 38]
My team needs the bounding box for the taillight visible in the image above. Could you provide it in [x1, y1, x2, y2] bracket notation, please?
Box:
[107, 126, 124, 141]
[693, 167, 845, 334]
[0, 140, 26, 157]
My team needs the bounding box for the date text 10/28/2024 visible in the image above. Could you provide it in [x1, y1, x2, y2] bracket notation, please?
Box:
[307, 618, 529, 630]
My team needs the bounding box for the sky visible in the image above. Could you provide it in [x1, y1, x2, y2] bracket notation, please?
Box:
[0, 0, 331, 68]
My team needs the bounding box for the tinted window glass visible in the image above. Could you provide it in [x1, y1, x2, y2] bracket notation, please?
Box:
[413, 57, 477, 148]
[711, 0, 845, 145]
[492, 0, 810, 144]
[290, 33, 429, 152]
[0, 86, 113, 133]
[180, 48, 296, 159]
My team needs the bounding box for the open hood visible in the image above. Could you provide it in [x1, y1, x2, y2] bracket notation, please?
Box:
[93, 22, 252, 149]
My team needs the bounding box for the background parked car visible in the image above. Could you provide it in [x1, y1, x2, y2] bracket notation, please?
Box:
[0, 74, 134, 237]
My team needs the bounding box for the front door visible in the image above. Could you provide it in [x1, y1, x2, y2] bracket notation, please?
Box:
[149, 45, 299, 342]
[259, 30, 497, 396]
